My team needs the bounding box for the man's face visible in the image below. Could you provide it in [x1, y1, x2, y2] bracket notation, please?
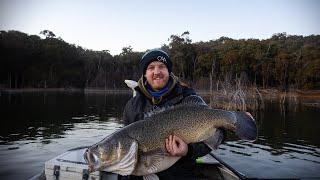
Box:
[145, 61, 170, 91]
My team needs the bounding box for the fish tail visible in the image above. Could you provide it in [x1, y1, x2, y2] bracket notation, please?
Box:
[233, 112, 257, 141]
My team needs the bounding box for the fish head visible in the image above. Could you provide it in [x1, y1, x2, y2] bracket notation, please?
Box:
[83, 137, 138, 175]
[83, 138, 122, 172]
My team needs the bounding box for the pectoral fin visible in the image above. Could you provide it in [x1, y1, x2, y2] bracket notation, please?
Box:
[134, 149, 179, 176]
[141, 150, 165, 173]
[203, 129, 224, 150]
[143, 174, 159, 180]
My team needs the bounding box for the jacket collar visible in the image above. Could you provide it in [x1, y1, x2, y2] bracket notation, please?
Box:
[137, 73, 179, 105]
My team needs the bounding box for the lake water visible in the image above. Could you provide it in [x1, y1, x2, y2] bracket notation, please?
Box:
[0, 91, 319, 179]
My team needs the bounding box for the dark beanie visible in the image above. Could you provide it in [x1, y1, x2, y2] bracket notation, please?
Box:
[140, 49, 172, 74]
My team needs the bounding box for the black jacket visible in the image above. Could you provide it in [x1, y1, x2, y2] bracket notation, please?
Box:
[122, 80, 212, 178]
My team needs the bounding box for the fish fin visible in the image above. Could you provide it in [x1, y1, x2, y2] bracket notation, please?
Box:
[181, 95, 207, 106]
[143, 174, 159, 180]
[144, 106, 174, 118]
[147, 153, 165, 173]
[139, 149, 167, 174]
[203, 129, 225, 150]
[144, 95, 207, 118]
[233, 112, 258, 141]
[103, 141, 138, 176]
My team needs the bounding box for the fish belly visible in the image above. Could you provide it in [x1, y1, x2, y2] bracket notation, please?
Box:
[132, 154, 180, 176]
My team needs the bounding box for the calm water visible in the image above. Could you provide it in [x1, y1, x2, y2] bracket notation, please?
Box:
[0, 91, 320, 180]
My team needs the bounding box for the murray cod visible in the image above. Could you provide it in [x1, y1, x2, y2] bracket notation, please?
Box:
[83, 96, 257, 179]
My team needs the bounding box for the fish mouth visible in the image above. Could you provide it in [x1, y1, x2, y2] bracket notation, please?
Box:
[83, 148, 99, 173]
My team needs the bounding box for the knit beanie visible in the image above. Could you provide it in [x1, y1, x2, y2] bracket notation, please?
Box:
[140, 49, 172, 74]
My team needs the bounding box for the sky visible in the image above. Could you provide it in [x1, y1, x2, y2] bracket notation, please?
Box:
[1, 0, 319, 55]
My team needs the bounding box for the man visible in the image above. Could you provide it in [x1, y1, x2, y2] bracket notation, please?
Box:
[122, 49, 224, 179]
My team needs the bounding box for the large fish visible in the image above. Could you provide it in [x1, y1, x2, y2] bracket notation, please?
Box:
[83, 95, 257, 179]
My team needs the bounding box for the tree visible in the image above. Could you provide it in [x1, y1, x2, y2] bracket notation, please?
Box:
[40, 30, 56, 39]
[1, 30, 320, 90]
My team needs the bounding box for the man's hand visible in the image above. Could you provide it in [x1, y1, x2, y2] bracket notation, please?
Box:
[165, 135, 188, 157]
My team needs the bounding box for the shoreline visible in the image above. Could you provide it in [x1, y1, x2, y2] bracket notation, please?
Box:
[1, 88, 319, 108]
[1, 87, 320, 98]
[0, 88, 132, 94]
[198, 88, 320, 98]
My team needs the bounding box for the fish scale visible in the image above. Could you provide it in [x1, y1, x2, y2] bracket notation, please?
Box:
[84, 95, 257, 178]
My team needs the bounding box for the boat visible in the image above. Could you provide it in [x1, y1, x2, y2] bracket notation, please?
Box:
[29, 146, 245, 180]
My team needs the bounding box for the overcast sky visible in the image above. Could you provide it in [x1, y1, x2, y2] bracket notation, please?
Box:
[1, 0, 319, 55]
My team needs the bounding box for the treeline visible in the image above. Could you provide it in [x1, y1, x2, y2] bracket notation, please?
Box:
[0, 30, 319, 90]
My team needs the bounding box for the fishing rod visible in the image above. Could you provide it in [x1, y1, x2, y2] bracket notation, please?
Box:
[209, 152, 248, 180]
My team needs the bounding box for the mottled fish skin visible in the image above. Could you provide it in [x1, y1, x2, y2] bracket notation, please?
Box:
[84, 96, 257, 176]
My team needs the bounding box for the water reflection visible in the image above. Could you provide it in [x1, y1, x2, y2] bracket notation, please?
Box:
[264, 98, 319, 147]
[0, 91, 130, 145]
[210, 94, 320, 178]
[0, 91, 320, 179]
[0, 91, 131, 179]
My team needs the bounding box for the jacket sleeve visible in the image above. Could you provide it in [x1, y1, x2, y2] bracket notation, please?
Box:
[122, 93, 146, 125]
[186, 142, 212, 159]
[122, 97, 137, 126]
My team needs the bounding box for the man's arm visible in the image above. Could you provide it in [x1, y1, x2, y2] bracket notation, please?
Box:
[186, 142, 212, 159]
[122, 97, 136, 126]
